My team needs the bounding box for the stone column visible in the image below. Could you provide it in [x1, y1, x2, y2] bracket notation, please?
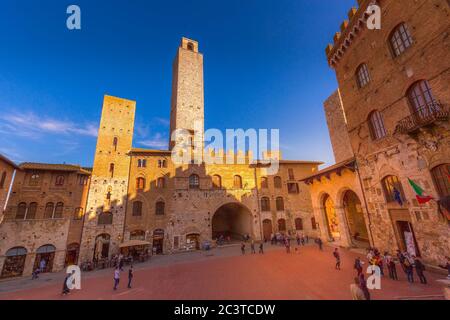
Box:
[23, 253, 36, 277]
[335, 206, 352, 247]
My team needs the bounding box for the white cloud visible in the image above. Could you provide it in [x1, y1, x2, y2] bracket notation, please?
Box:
[138, 133, 168, 149]
[0, 112, 98, 138]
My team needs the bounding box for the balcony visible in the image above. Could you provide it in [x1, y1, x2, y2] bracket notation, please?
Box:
[395, 101, 449, 135]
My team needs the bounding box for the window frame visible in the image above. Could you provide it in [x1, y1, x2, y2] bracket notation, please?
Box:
[431, 164, 450, 198]
[356, 63, 370, 89]
[389, 23, 413, 58]
[368, 110, 387, 140]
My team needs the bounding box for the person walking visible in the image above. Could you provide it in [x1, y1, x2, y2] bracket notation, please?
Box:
[113, 267, 120, 290]
[62, 271, 74, 295]
[317, 238, 323, 251]
[259, 242, 264, 254]
[354, 257, 364, 277]
[118, 254, 124, 271]
[358, 273, 371, 300]
[350, 277, 367, 300]
[251, 240, 256, 254]
[296, 234, 301, 246]
[413, 256, 427, 284]
[39, 258, 46, 273]
[333, 248, 341, 270]
[285, 238, 291, 254]
[128, 265, 134, 288]
[403, 258, 414, 283]
[241, 242, 246, 255]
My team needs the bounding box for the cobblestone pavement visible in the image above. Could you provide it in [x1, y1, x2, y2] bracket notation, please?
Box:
[0, 243, 446, 300]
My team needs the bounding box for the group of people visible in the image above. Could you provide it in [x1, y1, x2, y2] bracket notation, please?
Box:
[241, 240, 264, 255]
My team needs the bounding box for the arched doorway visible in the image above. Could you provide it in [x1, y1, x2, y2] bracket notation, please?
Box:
[186, 233, 200, 250]
[343, 190, 370, 247]
[34, 244, 56, 273]
[212, 203, 252, 241]
[262, 219, 273, 241]
[153, 229, 164, 254]
[277, 219, 287, 233]
[1, 247, 27, 278]
[322, 194, 340, 240]
[94, 234, 110, 261]
[65, 243, 80, 266]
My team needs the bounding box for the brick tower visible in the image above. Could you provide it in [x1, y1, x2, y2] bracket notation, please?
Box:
[79, 95, 136, 262]
[169, 38, 205, 153]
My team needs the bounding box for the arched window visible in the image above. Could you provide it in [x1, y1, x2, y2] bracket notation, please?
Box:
[368, 110, 387, 140]
[382, 175, 405, 203]
[311, 217, 317, 230]
[44, 202, 54, 219]
[74, 207, 83, 220]
[187, 42, 194, 51]
[55, 175, 65, 186]
[113, 137, 118, 151]
[29, 173, 40, 186]
[274, 176, 282, 189]
[407, 80, 438, 119]
[389, 23, 413, 57]
[189, 174, 200, 189]
[260, 177, 268, 189]
[136, 177, 145, 190]
[212, 175, 222, 189]
[431, 164, 450, 198]
[234, 175, 243, 189]
[16, 203, 27, 220]
[356, 63, 370, 88]
[109, 163, 115, 178]
[54, 202, 64, 218]
[36, 244, 56, 254]
[278, 219, 286, 232]
[27, 202, 37, 220]
[132, 201, 143, 216]
[295, 218, 303, 230]
[130, 230, 145, 240]
[276, 197, 285, 211]
[157, 177, 166, 189]
[261, 197, 270, 212]
[0, 171, 6, 189]
[155, 201, 165, 215]
[98, 212, 113, 225]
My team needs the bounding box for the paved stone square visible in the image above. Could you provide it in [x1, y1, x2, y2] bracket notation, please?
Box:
[0, 244, 446, 300]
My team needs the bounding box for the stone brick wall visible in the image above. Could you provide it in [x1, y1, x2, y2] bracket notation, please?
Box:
[0, 157, 16, 220]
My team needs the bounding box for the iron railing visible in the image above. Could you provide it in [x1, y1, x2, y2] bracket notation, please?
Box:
[395, 101, 448, 134]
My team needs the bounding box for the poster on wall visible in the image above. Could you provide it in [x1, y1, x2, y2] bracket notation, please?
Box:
[404, 231, 417, 256]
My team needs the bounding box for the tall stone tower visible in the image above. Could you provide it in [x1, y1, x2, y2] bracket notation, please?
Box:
[169, 37, 204, 151]
[79, 95, 136, 262]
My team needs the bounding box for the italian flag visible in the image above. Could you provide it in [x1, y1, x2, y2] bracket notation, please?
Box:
[408, 178, 433, 204]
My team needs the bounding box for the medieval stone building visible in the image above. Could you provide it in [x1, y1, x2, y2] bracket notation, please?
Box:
[303, 0, 449, 266]
[0, 38, 321, 278]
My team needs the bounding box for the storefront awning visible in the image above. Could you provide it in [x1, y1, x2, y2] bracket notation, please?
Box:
[119, 240, 151, 248]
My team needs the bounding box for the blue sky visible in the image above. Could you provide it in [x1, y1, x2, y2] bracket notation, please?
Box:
[0, 0, 356, 167]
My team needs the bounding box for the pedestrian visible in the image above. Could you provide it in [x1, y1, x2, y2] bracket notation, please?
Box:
[241, 242, 245, 255]
[118, 253, 124, 271]
[317, 238, 323, 251]
[285, 239, 291, 254]
[113, 267, 120, 290]
[333, 248, 341, 270]
[306, 235, 309, 243]
[397, 250, 406, 273]
[251, 240, 256, 254]
[301, 236, 305, 246]
[259, 242, 264, 254]
[358, 273, 371, 300]
[439, 256, 450, 279]
[354, 257, 363, 276]
[413, 256, 427, 284]
[128, 265, 134, 288]
[31, 268, 39, 280]
[350, 277, 367, 300]
[62, 271, 74, 295]
[403, 258, 414, 283]
[296, 234, 301, 246]
[39, 258, 46, 273]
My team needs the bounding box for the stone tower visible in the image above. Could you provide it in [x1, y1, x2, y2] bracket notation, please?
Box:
[323, 89, 354, 163]
[79, 95, 136, 262]
[169, 37, 204, 152]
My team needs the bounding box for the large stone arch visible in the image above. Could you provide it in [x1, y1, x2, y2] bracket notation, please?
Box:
[211, 202, 253, 241]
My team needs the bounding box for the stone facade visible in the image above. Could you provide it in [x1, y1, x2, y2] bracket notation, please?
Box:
[0, 154, 18, 221]
[0, 164, 90, 277]
[306, 0, 450, 266]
